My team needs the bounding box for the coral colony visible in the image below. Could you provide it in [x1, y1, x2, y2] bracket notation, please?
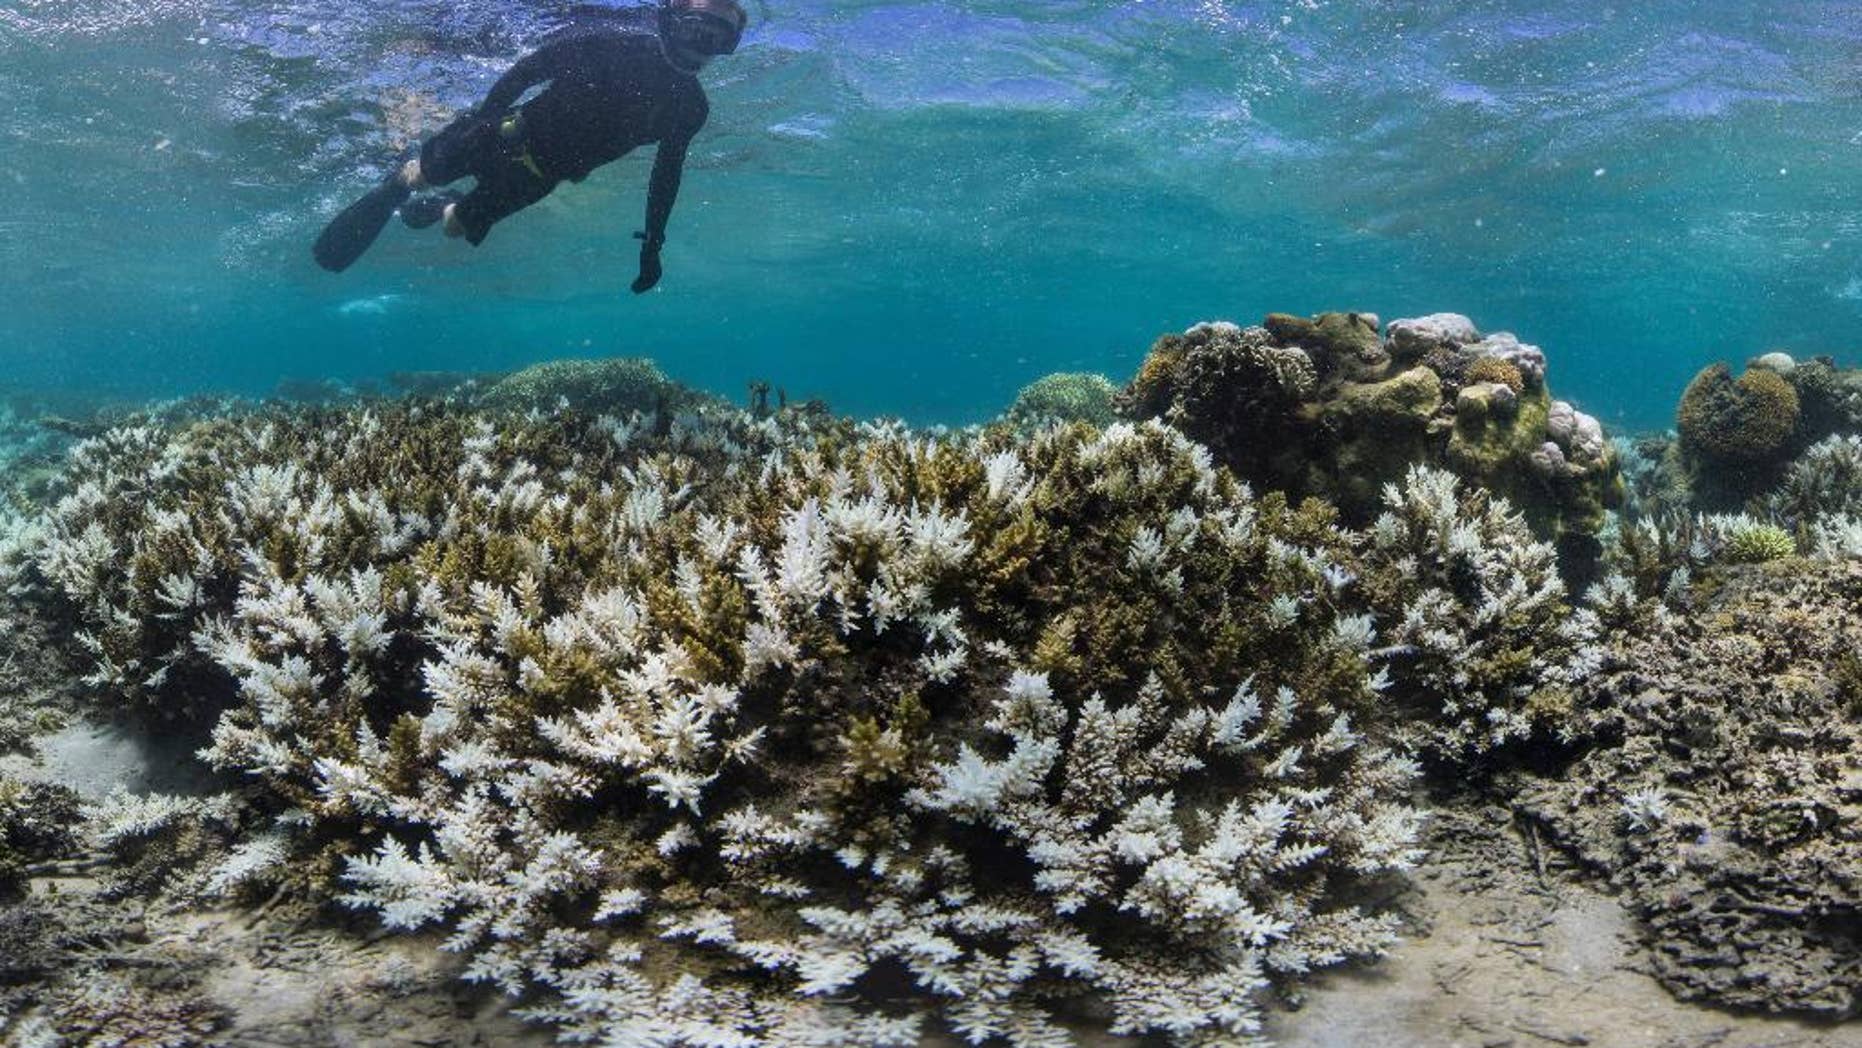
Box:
[5, 315, 1862, 1042]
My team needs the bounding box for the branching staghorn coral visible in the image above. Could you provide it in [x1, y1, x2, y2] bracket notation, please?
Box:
[1356, 465, 1596, 758]
[21, 399, 1441, 1046]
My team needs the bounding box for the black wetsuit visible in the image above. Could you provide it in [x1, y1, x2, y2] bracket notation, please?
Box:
[419, 21, 709, 246]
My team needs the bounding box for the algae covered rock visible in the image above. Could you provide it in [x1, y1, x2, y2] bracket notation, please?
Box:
[1315, 366, 1443, 514]
[1264, 310, 1385, 374]
[1001, 370, 1118, 428]
[1332, 364, 1442, 422]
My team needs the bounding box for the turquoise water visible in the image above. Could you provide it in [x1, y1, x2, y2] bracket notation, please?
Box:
[3, 0, 1860, 430]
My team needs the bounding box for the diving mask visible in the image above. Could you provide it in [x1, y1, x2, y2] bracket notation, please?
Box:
[665, 0, 746, 56]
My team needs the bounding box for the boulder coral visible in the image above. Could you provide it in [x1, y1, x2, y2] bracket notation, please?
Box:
[1676, 363, 1800, 464]
[1001, 371, 1119, 429]
[475, 356, 715, 417]
[1117, 312, 1622, 568]
[1113, 321, 1319, 484]
[1639, 351, 1862, 516]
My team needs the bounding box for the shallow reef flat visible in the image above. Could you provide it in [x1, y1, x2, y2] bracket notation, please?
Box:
[1, 316, 1860, 1046]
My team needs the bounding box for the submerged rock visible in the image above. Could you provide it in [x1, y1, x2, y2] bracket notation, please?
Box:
[1317, 366, 1444, 513]
[1264, 310, 1386, 375]
[0, 779, 80, 898]
[1387, 312, 1479, 364]
[1750, 350, 1797, 374]
[1467, 332, 1544, 387]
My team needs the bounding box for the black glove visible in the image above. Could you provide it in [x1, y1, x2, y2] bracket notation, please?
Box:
[632, 231, 664, 294]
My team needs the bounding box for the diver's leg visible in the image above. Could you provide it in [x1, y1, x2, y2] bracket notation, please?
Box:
[401, 191, 463, 230]
[445, 170, 556, 246]
[398, 111, 512, 234]
[415, 112, 499, 187]
[312, 111, 509, 270]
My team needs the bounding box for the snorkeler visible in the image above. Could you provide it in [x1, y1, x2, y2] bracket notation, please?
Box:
[311, 0, 747, 292]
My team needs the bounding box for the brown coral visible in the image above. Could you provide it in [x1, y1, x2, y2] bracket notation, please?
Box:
[1465, 355, 1525, 395]
[24, 401, 1433, 1045]
[1115, 321, 1317, 483]
[1676, 363, 1800, 463]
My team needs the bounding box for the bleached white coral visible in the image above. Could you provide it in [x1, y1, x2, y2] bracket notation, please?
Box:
[1365, 465, 1587, 755]
[1620, 787, 1671, 834]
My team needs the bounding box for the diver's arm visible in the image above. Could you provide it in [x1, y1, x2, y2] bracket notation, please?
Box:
[642, 134, 689, 246]
[632, 132, 692, 293]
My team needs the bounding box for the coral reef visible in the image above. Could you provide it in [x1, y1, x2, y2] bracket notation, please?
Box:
[0, 777, 229, 1046]
[29, 323, 1862, 1039]
[1116, 313, 1622, 569]
[1001, 372, 1119, 429]
[13, 395, 1501, 1044]
[1669, 352, 1862, 511]
[1518, 560, 1862, 1018]
[1765, 434, 1862, 534]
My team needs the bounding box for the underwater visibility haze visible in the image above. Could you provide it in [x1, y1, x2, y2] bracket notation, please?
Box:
[18, 4, 1862, 1046]
[4, 0, 1862, 428]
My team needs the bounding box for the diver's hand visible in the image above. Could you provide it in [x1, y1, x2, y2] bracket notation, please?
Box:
[632, 232, 664, 294]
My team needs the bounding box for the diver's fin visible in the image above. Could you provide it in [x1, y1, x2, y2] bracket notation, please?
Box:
[312, 176, 412, 273]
